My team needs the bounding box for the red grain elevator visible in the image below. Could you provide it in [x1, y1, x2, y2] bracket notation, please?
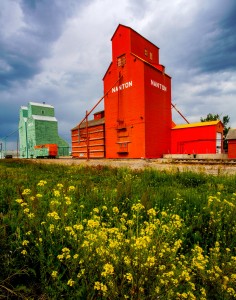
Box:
[103, 24, 172, 158]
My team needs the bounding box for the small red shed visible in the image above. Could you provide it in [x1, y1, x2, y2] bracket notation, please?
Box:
[171, 120, 224, 154]
[226, 129, 236, 159]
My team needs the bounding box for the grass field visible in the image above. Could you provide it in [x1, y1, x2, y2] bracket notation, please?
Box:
[1, 159, 236, 299]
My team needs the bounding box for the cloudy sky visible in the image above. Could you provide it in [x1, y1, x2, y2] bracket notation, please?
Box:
[1, 0, 236, 150]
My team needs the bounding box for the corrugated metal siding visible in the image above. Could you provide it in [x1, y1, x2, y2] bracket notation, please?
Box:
[144, 64, 172, 158]
[228, 141, 236, 159]
[104, 55, 145, 158]
[171, 124, 223, 154]
[130, 28, 159, 65]
[72, 122, 105, 158]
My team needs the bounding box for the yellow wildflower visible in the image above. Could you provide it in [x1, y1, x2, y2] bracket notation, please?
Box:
[51, 271, 58, 278]
[22, 189, 31, 195]
[125, 273, 133, 283]
[65, 197, 72, 205]
[57, 254, 64, 261]
[94, 282, 107, 292]
[131, 202, 145, 212]
[87, 219, 100, 228]
[101, 263, 114, 277]
[62, 247, 70, 253]
[22, 240, 29, 246]
[49, 224, 55, 233]
[54, 190, 60, 197]
[28, 213, 35, 219]
[16, 199, 23, 204]
[93, 207, 99, 214]
[161, 211, 168, 217]
[37, 180, 47, 186]
[47, 211, 60, 220]
[147, 208, 157, 217]
[67, 279, 75, 286]
[73, 224, 83, 230]
[112, 207, 119, 214]
[69, 185, 75, 191]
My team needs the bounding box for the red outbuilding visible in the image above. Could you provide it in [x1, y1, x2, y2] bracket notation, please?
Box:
[226, 129, 236, 159]
[171, 121, 224, 154]
[71, 111, 105, 158]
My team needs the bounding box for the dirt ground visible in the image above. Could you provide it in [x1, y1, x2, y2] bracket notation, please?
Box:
[33, 158, 236, 176]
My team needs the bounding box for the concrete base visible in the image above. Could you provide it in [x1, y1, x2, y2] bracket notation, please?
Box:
[163, 153, 228, 160]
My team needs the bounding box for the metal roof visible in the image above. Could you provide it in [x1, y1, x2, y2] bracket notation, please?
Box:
[31, 115, 57, 122]
[29, 102, 54, 108]
[226, 129, 236, 140]
[72, 117, 105, 130]
[172, 120, 222, 130]
[111, 24, 160, 50]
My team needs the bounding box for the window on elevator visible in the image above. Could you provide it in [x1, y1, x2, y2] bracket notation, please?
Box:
[117, 54, 126, 67]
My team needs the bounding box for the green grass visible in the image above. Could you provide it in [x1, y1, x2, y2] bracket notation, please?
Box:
[1, 159, 236, 299]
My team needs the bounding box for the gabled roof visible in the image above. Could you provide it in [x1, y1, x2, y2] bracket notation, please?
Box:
[226, 129, 236, 140]
[111, 24, 159, 49]
[72, 117, 105, 130]
[29, 102, 54, 108]
[172, 120, 223, 130]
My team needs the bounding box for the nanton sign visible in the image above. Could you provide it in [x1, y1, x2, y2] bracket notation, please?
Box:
[111, 79, 167, 93]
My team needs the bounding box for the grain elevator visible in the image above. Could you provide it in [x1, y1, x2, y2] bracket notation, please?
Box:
[71, 24, 223, 159]
[19, 102, 69, 158]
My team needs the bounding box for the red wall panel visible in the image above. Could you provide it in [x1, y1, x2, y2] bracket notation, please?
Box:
[71, 123, 105, 158]
[130, 29, 159, 65]
[171, 124, 223, 154]
[104, 53, 146, 158]
[228, 141, 236, 159]
[111, 26, 131, 64]
[144, 65, 172, 158]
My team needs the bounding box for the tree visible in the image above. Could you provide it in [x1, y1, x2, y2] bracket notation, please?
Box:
[200, 113, 230, 151]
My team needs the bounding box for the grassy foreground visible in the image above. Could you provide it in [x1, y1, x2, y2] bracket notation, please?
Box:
[0, 159, 236, 299]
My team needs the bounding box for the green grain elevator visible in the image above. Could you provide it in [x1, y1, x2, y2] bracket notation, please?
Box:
[19, 102, 69, 158]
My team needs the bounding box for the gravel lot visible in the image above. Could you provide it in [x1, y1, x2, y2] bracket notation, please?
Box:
[33, 158, 236, 176]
